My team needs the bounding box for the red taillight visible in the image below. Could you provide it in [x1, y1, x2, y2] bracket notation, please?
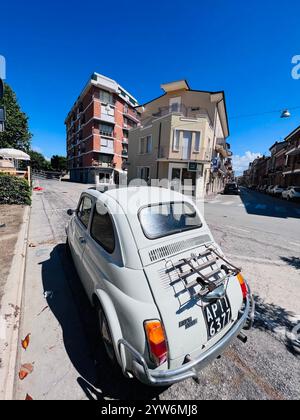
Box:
[237, 273, 248, 299]
[144, 320, 168, 366]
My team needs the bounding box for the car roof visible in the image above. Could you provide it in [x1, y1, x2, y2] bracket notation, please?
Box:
[83, 186, 194, 213]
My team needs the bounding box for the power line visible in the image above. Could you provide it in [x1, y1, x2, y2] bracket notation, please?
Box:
[229, 105, 300, 120]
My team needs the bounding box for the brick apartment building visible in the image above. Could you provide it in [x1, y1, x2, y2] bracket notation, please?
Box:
[241, 124, 300, 188]
[65, 73, 140, 184]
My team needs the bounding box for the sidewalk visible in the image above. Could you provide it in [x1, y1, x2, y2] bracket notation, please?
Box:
[0, 204, 30, 400]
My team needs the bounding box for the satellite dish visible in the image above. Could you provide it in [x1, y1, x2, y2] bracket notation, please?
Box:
[0, 79, 3, 101]
[281, 109, 291, 118]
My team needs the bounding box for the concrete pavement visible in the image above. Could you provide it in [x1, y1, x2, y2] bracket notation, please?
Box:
[14, 180, 300, 400]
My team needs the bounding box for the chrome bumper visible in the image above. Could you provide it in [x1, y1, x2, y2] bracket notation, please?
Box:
[118, 292, 255, 386]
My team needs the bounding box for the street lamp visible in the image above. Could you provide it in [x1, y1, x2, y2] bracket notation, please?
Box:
[280, 109, 291, 118]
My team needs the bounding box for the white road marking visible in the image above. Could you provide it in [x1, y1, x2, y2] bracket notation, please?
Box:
[226, 254, 285, 265]
[227, 225, 250, 234]
[222, 201, 235, 206]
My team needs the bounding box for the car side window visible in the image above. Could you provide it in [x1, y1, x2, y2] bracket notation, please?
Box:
[77, 196, 92, 228]
[90, 206, 115, 254]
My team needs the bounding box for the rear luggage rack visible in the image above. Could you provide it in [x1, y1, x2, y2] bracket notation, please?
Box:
[165, 244, 241, 304]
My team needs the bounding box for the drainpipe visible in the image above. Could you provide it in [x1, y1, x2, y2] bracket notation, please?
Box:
[156, 122, 162, 179]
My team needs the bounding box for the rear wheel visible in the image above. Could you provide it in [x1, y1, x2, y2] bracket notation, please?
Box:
[97, 305, 118, 367]
[66, 236, 71, 256]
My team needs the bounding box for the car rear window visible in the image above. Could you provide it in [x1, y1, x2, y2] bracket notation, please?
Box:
[138, 202, 202, 240]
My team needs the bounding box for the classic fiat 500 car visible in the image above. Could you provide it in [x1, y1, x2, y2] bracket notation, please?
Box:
[66, 187, 254, 386]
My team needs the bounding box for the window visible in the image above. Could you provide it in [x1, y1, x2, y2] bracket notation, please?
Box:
[99, 89, 113, 105]
[173, 130, 180, 151]
[194, 132, 201, 152]
[139, 202, 202, 240]
[91, 207, 115, 253]
[139, 135, 152, 154]
[77, 196, 92, 228]
[99, 123, 114, 137]
[137, 167, 150, 183]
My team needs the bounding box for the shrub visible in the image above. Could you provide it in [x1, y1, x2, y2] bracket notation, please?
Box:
[0, 173, 31, 205]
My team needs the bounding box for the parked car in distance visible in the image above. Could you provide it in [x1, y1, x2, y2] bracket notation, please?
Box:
[261, 185, 268, 193]
[271, 185, 286, 197]
[282, 186, 300, 201]
[66, 187, 254, 386]
[224, 182, 240, 195]
[266, 185, 274, 194]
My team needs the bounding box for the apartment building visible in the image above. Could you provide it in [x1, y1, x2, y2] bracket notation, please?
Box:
[127, 80, 232, 199]
[283, 125, 300, 186]
[65, 73, 140, 184]
[241, 124, 300, 188]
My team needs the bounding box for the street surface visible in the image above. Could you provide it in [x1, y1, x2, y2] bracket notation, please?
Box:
[15, 180, 300, 400]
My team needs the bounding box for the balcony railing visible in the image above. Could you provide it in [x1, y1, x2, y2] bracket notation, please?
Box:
[141, 104, 213, 128]
[158, 146, 204, 161]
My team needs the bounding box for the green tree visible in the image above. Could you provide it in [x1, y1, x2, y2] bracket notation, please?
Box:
[0, 83, 32, 152]
[29, 150, 52, 171]
[51, 155, 67, 171]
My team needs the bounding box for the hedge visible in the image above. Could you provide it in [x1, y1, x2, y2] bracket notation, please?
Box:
[0, 173, 31, 205]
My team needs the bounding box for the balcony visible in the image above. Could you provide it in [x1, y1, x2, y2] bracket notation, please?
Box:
[122, 149, 128, 157]
[123, 108, 140, 123]
[141, 104, 213, 128]
[286, 144, 300, 156]
[92, 159, 114, 168]
[283, 162, 300, 174]
[215, 139, 231, 158]
[158, 146, 207, 162]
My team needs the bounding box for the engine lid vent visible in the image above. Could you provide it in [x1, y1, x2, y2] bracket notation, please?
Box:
[140, 234, 212, 266]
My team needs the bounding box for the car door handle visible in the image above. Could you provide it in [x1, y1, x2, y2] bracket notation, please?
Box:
[79, 237, 86, 244]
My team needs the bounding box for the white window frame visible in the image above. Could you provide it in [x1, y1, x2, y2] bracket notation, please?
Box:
[173, 130, 180, 152]
[194, 131, 201, 153]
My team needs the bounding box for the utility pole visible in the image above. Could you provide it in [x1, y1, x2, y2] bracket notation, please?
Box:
[0, 78, 5, 132]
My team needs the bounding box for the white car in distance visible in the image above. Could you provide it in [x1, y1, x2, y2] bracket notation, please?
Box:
[66, 187, 254, 386]
[282, 186, 300, 201]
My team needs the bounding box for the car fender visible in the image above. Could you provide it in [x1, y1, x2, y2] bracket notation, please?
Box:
[94, 288, 127, 370]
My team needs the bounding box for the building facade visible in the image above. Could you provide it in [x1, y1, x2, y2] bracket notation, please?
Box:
[127, 80, 232, 199]
[283, 126, 300, 186]
[65, 73, 140, 184]
[240, 124, 300, 189]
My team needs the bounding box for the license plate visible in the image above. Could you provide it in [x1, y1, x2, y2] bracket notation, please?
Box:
[204, 297, 232, 340]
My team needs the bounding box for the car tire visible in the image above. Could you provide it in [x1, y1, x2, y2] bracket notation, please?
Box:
[97, 305, 119, 368]
[66, 237, 71, 256]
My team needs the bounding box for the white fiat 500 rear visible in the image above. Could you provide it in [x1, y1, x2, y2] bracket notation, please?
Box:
[66, 186, 254, 386]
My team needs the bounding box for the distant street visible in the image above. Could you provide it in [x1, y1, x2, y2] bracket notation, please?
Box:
[15, 180, 300, 400]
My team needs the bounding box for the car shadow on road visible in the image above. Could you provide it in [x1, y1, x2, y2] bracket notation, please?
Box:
[280, 256, 300, 270]
[239, 189, 300, 219]
[41, 244, 167, 400]
[253, 295, 300, 357]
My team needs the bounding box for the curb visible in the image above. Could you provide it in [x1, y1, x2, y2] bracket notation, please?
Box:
[0, 205, 31, 400]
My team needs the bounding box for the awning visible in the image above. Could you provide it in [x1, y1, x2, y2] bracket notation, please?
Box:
[0, 148, 31, 160]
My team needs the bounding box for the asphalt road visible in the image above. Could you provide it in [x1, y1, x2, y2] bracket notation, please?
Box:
[15, 180, 300, 400]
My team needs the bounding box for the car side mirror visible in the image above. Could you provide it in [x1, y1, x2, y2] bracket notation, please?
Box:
[67, 209, 74, 216]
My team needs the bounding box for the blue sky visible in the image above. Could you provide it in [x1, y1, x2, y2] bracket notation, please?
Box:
[1, 0, 300, 174]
